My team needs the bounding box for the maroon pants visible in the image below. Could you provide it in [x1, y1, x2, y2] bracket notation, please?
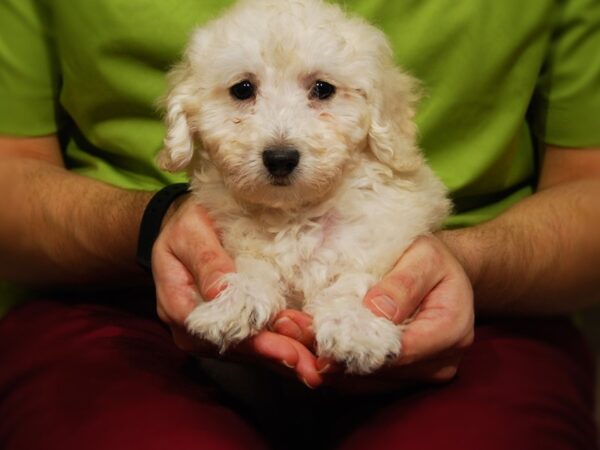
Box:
[0, 297, 596, 450]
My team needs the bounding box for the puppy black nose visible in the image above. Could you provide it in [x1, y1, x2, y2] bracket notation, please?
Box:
[262, 147, 300, 177]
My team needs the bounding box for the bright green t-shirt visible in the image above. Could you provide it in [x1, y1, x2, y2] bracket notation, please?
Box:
[1, 0, 600, 308]
[2, 0, 600, 217]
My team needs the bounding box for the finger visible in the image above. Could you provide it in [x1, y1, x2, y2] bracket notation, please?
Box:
[396, 274, 474, 366]
[363, 236, 446, 324]
[237, 330, 299, 367]
[316, 356, 343, 375]
[166, 203, 235, 300]
[237, 331, 323, 388]
[153, 250, 200, 326]
[271, 310, 315, 348]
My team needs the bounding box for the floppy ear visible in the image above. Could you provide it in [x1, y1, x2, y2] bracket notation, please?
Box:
[368, 60, 424, 173]
[156, 63, 197, 172]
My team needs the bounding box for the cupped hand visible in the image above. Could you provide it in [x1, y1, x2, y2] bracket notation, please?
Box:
[151, 196, 323, 387]
[273, 235, 475, 393]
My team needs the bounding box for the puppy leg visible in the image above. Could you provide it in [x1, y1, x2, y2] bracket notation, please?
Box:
[185, 257, 285, 351]
[307, 273, 402, 374]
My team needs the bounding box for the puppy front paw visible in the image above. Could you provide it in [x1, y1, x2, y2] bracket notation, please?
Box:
[185, 273, 282, 352]
[314, 303, 402, 374]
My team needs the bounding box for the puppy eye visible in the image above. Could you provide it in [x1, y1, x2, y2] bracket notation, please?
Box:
[310, 80, 336, 100]
[230, 80, 255, 101]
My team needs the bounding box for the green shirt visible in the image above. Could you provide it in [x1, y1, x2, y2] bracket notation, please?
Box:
[1, 0, 600, 309]
[2, 0, 600, 216]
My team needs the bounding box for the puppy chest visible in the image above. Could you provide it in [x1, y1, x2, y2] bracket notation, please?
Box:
[220, 215, 346, 292]
[223, 219, 328, 266]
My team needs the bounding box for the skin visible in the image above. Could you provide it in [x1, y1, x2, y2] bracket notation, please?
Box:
[0, 135, 151, 284]
[276, 145, 600, 389]
[1, 134, 599, 389]
[0, 134, 324, 386]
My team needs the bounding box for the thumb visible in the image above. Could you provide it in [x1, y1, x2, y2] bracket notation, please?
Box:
[363, 239, 444, 325]
[159, 202, 235, 300]
[186, 232, 235, 300]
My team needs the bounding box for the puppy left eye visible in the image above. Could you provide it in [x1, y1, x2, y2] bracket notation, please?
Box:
[230, 80, 256, 101]
[310, 80, 336, 100]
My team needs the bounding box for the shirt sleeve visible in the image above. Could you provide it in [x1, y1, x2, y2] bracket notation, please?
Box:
[0, 0, 60, 136]
[533, 0, 600, 148]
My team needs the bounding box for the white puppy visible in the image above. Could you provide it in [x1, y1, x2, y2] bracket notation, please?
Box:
[158, 0, 451, 374]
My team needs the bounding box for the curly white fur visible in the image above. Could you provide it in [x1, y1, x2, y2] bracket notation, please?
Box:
[158, 0, 451, 374]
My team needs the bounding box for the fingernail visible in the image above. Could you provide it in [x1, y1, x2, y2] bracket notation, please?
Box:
[371, 295, 398, 321]
[317, 362, 331, 374]
[202, 271, 225, 296]
[316, 357, 332, 374]
[301, 377, 315, 389]
[281, 360, 295, 369]
[272, 317, 302, 341]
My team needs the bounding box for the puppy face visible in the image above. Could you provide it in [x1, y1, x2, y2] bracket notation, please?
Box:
[159, 0, 422, 209]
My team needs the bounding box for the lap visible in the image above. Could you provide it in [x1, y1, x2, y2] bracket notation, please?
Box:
[0, 297, 596, 450]
[0, 297, 268, 450]
[335, 318, 597, 449]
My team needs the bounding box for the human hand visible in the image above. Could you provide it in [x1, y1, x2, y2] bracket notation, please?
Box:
[151, 196, 322, 386]
[273, 235, 474, 392]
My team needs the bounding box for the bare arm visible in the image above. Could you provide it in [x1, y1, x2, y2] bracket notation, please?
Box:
[0, 134, 324, 384]
[440, 145, 600, 314]
[0, 134, 152, 284]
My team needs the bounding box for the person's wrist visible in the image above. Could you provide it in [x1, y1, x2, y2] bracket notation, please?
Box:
[435, 228, 484, 293]
[136, 183, 190, 272]
[161, 191, 191, 229]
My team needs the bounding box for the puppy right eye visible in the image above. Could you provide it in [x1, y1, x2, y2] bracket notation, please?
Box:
[310, 80, 336, 100]
[230, 80, 255, 101]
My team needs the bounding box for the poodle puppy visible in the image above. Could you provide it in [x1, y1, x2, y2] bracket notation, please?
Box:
[158, 0, 451, 374]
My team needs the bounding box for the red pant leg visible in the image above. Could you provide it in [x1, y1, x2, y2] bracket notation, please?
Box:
[337, 318, 597, 450]
[0, 298, 268, 450]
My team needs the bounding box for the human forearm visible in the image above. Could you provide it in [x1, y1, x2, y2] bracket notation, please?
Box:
[439, 178, 600, 315]
[1, 157, 153, 284]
